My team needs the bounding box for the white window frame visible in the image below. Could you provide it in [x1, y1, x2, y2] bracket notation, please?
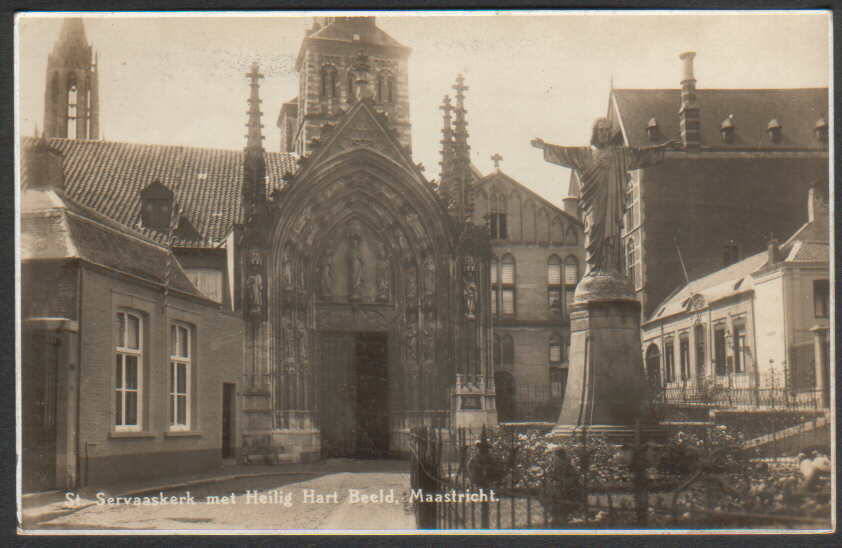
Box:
[115, 311, 143, 432]
[169, 322, 193, 431]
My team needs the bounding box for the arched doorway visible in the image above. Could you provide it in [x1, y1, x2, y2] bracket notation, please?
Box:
[645, 343, 662, 396]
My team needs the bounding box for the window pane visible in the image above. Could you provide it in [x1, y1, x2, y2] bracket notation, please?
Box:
[550, 343, 561, 363]
[177, 363, 187, 393]
[125, 356, 138, 389]
[502, 289, 514, 314]
[564, 260, 578, 285]
[170, 325, 177, 356]
[177, 395, 187, 424]
[178, 326, 189, 358]
[116, 313, 125, 347]
[490, 262, 497, 284]
[501, 262, 514, 284]
[115, 354, 123, 388]
[115, 390, 123, 424]
[127, 315, 140, 349]
[548, 263, 561, 285]
[125, 392, 137, 425]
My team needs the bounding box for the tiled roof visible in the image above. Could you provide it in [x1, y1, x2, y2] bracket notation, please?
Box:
[22, 187, 201, 297]
[648, 251, 769, 322]
[785, 241, 829, 263]
[475, 169, 582, 225]
[21, 137, 298, 247]
[611, 88, 828, 149]
[306, 19, 408, 51]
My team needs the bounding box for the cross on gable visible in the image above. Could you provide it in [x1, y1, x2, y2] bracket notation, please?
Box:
[491, 153, 503, 169]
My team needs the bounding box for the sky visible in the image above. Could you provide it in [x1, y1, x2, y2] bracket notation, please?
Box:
[16, 11, 831, 207]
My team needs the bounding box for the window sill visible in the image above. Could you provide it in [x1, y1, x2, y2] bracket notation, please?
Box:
[164, 431, 202, 439]
[109, 431, 156, 439]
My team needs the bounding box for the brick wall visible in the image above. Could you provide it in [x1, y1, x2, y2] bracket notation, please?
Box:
[77, 266, 244, 486]
[21, 261, 78, 320]
[640, 155, 827, 318]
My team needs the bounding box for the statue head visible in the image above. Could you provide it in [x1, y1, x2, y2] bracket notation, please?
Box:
[590, 117, 615, 148]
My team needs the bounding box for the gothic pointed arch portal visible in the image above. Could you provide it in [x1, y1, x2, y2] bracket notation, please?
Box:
[265, 150, 462, 457]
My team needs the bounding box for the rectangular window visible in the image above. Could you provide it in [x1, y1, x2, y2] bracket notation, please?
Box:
[694, 324, 706, 377]
[489, 213, 508, 240]
[664, 340, 675, 383]
[714, 326, 727, 376]
[169, 324, 192, 430]
[115, 311, 143, 431]
[548, 288, 562, 313]
[679, 337, 690, 380]
[550, 341, 562, 363]
[502, 288, 515, 315]
[814, 279, 829, 318]
[733, 326, 747, 374]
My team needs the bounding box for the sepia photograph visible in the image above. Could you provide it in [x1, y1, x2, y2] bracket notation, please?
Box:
[15, 10, 832, 534]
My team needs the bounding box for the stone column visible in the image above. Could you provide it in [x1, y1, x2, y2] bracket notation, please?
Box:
[810, 325, 829, 408]
[551, 271, 664, 442]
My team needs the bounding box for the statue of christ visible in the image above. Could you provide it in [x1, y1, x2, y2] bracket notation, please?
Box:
[532, 118, 677, 276]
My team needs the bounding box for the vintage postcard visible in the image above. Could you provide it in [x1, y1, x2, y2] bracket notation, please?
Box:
[16, 10, 833, 534]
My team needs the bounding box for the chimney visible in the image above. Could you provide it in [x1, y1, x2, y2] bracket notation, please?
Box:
[767, 236, 779, 265]
[723, 240, 739, 267]
[25, 137, 65, 191]
[678, 51, 701, 150]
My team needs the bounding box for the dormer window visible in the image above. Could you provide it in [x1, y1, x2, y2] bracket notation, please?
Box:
[767, 119, 782, 143]
[815, 117, 828, 144]
[720, 115, 735, 143]
[646, 117, 660, 143]
[140, 180, 175, 231]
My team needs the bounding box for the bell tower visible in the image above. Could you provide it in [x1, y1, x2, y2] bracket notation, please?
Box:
[278, 16, 412, 156]
[44, 18, 99, 140]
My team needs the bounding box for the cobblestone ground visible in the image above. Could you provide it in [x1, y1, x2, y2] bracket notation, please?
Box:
[35, 460, 416, 531]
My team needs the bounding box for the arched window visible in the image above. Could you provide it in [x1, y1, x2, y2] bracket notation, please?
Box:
[320, 65, 338, 99]
[501, 254, 515, 315]
[376, 71, 394, 104]
[626, 237, 637, 289]
[346, 70, 356, 103]
[489, 255, 499, 316]
[67, 73, 78, 139]
[565, 226, 578, 246]
[489, 193, 507, 240]
[547, 255, 562, 315]
[664, 338, 675, 384]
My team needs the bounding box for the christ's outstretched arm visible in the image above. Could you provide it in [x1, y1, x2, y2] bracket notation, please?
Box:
[531, 138, 592, 172]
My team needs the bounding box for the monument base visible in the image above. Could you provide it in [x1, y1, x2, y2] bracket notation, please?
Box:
[551, 271, 663, 442]
[549, 424, 669, 445]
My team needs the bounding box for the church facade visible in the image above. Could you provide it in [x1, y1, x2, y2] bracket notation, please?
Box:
[22, 17, 500, 482]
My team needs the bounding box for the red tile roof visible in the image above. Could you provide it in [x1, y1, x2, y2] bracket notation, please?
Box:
[21, 137, 298, 248]
[611, 88, 828, 150]
[22, 187, 201, 297]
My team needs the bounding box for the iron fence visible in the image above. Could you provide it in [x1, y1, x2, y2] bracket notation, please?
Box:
[657, 386, 827, 410]
[408, 423, 831, 530]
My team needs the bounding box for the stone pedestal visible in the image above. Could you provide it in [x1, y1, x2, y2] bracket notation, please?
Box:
[551, 271, 664, 443]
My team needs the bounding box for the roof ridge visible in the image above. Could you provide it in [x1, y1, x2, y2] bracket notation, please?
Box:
[21, 136, 296, 157]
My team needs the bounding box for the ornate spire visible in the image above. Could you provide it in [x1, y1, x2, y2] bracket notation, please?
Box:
[451, 74, 473, 222]
[243, 62, 266, 216]
[439, 94, 454, 186]
[245, 62, 265, 151]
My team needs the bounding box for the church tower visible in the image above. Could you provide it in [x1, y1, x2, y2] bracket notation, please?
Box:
[43, 18, 99, 140]
[277, 16, 412, 156]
